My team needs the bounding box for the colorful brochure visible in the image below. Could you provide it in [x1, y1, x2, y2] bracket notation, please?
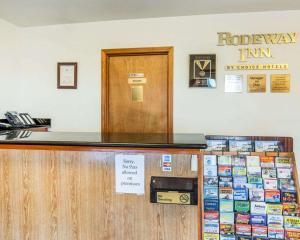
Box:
[255, 141, 280, 152]
[220, 212, 234, 224]
[265, 189, 281, 203]
[204, 165, 218, 177]
[263, 178, 278, 190]
[250, 214, 267, 225]
[249, 188, 264, 202]
[204, 187, 219, 199]
[251, 201, 266, 214]
[282, 191, 297, 203]
[284, 216, 300, 229]
[246, 156, 260, 167]
[277, 167, 292, 179]
[235, 213, 250, 224]
[252, 225, 267, 238]
[268, 226, 284, 239]
[260, 156, 275, 168]
[235, 224, 251, 236]
[229, 140, 253, 152]
[261, 168, 277, 179]
[247, 167, 261, 177]
[219, 187, 233, 200]
[204, 177, 219, 187]
[267, 214, 283, 226]
[218, 155, 232, 166]
[220, 200, 234, 212]
[232, 166, 247, 176]
[234, 188, 248, 201]
[235, 201, 250, 213]
[206, 140, 228, 151]
[275, 157, 292, 168]
[266, 203, 283, 215]
[204, 220, 219, 233]
[204, 155, 217, 165]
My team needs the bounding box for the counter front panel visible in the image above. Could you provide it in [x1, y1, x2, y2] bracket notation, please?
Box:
[0, 131, 206, 240]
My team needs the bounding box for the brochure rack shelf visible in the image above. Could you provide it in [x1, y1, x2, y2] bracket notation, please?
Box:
[198, 136, 300, 240]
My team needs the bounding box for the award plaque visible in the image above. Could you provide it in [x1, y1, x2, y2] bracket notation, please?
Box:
[247, 74, 266, 93]
[189, 54, 216, 88]
[271, 74, 290, 92]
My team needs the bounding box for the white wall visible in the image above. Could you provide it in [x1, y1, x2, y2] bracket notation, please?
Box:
[6, 11, 300, 157]
[0, 19, 20, 116]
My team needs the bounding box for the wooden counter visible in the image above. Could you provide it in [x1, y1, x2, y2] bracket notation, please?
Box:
[0, 131, 206, 240]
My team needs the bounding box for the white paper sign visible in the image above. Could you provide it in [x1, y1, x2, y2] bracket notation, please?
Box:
[115, 154, 145, 195]
[225, 75, 243, 93]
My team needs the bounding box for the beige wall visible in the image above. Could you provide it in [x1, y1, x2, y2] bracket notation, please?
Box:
[1, 11, 300, 161]
[0, 19, 20, 116]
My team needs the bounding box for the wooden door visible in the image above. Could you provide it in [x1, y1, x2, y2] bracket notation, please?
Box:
[102, 47, 173, 133]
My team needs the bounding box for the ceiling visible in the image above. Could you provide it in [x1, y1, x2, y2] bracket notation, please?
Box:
[0, 0, 299, 27]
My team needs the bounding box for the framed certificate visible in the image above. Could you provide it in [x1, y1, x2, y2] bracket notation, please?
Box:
[224, 75, 243, 93]
[57, 62, 78, 89]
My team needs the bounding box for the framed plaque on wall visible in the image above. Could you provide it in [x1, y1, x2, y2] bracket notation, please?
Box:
[189, 54, 216, 88]
[57, 62, 78, 89]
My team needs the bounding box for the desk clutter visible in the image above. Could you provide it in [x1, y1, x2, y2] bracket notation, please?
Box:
[202, 140, 300, 240]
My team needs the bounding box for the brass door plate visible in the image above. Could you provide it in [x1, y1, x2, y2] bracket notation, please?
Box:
[131, 86, 143, 102]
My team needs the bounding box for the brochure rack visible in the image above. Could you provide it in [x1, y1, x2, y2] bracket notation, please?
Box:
[198, 136, 299, 240]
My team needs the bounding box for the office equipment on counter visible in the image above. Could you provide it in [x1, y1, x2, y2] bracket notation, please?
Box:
[0, 111, 51, 131]
[5, 111, 36, 127]
[0, 122, 12, 129]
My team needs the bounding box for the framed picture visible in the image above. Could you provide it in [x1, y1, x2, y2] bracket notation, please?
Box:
[57, 62, 78, 89]
[189, 54, 216, 88]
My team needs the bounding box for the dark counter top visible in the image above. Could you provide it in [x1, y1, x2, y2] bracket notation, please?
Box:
[0, 131, 207, 149]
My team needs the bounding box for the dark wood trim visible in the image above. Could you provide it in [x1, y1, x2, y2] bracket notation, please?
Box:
[101, 47, 174, 133]
[167, 48, 174, 133]
[197, 153, 203, 240]
[57, 62, 78, 89]
[0, 144, 200, 154]
[101, 50, 109, 132]
[292, 153, 300, 206]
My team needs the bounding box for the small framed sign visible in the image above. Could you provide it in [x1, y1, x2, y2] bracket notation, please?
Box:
[57, 62, 78, 89]
[247, 74, 266, 93]
[225, 75, 243, 93]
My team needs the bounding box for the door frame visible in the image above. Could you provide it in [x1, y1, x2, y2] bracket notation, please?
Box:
[101, 47, 174, 133]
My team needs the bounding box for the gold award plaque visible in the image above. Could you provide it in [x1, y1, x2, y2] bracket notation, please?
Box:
[157, 192, 191, 205]
[131, 86, 143, 102]
[271, 74, 290, 92]
[247, 74, 266, 93]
